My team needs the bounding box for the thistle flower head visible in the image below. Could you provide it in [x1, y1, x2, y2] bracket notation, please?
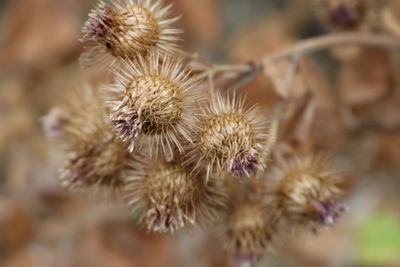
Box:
[80, 0, 181, 68]
[58, 86, 133, 192]
[60, 139, 130, 191]
[104, 53, 201, 160]
[314, 0, 371, 31]
[187, 91, 271, 180]
[224, 193, 276, 267]
[270, 153, 348, 231]
[123, 157, 226, 234]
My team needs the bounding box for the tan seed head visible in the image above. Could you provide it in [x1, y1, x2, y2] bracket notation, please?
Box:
[104, 53, 201, 160]
[80, 0, 182, 68]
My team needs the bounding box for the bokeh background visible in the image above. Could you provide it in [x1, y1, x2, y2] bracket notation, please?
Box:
[0, 0, 400, 266]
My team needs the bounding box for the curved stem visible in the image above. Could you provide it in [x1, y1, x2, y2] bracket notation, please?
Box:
[193, 32, 400, 89]
[263, 32, 400, 63]
[192, 62, 254, 83]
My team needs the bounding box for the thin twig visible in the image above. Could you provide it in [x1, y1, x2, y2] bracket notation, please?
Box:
[193, 63, 254, 83]
[208, 71, 215, 92]
[284, 54, 302, 92]
[225, 63, 260, 91]
[261, 32, 400, 146]
[193, 32, 400, 90]
[263, 32, 400, 63]
[266, 54, 303, 154]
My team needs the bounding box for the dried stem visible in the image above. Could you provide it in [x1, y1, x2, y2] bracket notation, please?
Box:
[193, 63, 254, 83]
[225, 64, 260, 91]
[283, 54, 302, 92]
[193, 32, 400, 85]
[382, 8, 400, 37]
[264, 32, 400, 63]
[189, 32, 400, 153]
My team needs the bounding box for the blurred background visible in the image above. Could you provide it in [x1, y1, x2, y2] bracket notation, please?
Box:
[0, 0, 400, 266]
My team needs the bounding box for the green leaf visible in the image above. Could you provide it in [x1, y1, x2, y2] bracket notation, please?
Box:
[357, 212, 400, 265]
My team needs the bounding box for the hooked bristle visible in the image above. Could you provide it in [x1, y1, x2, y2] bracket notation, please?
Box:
[122, 157, 226, 234]
[269, 153, 348, 231]
[80, 0, 182, 68]
[223, 190, 277, 267]
[187, 91, 272, 180]
[104, 53, 201, 160]
[57, 85, 133, 192]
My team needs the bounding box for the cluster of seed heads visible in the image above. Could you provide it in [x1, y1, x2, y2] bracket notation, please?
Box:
[46, 0, 351, 266]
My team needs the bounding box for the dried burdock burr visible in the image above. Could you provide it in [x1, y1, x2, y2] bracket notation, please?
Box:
[187, 91, 272, 180]
[104, 53, 201, 160]
[57, 86, 133, 192]
[268, 153, 348, 232]
[80, 0, 182, 68]
[314, 0, 372, 31]
[123, 157, 226, 234]
[223, 189, 277, 267]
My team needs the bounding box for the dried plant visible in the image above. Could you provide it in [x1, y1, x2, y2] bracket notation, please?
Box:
[45, 0, 400, 265]
[223, 187, 278, 267]
[123, 156, 226, 234]
[103, 53, 201, 159]
[80, 0, 182, 68]
[186, 91, 272, 180]
[57, 86, 134, 192]
[267, 153, 348, 232]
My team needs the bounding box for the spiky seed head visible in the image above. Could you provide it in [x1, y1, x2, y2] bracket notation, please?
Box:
[80, 0, 182, 68]
[123, 157, 226, 234]
[58, 86, 133, 192]
[104, 53, 201, 160]
[187, 91, 271, 180]
[224, 193, 276, 267]
[269, 153, 348, 231]
[314, 0, 372, 31]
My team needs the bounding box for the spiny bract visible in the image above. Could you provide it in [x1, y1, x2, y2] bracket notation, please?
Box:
[122, 156, 226, 234]
[104, 53, 201, 160]
[80, 0, 182, 68]
[57, 86, 133, 192]
[224, 191, 277, 267]
[187, 91, 271, 180]
[268, 153, 347, 231]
